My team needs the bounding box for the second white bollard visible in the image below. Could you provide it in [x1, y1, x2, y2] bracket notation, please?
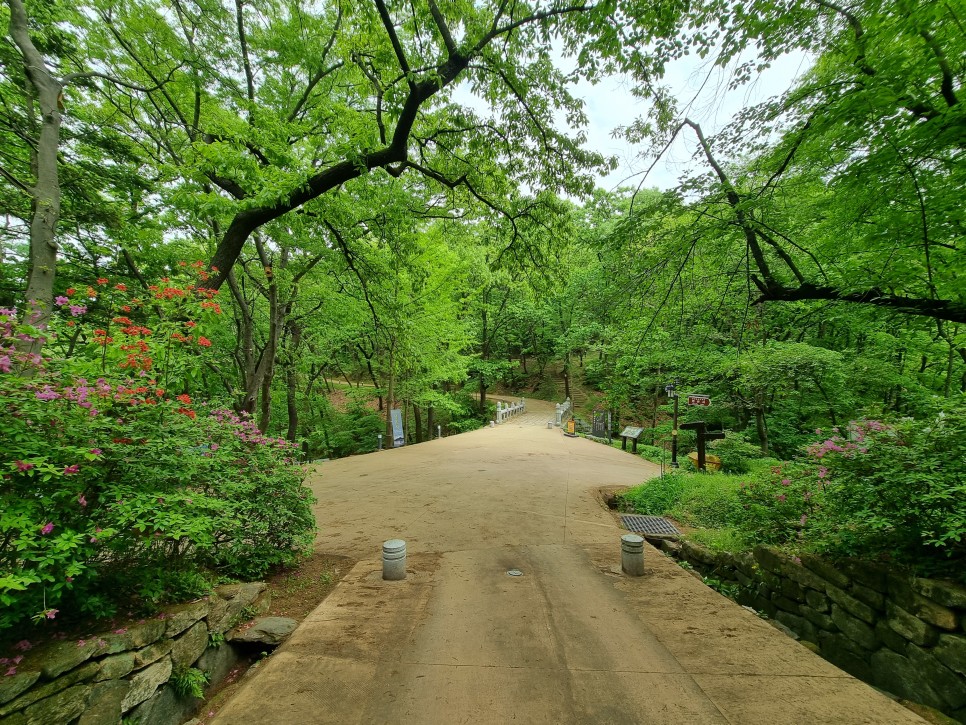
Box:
[621, 534, 645, 576]
[383, 539, 407, 580]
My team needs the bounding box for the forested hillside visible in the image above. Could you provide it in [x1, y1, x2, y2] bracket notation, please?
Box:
[1, 0, 963, 635]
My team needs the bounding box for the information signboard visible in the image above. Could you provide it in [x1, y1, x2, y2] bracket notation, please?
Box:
[619, 426, 644, 440]
[687, 395, 711, 407]
[390, 408, 405, 447]
[592, 411, 610, 439]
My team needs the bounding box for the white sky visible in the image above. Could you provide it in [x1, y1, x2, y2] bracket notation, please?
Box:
[453, 49, 812, 194]
[579, 51, 813, 192]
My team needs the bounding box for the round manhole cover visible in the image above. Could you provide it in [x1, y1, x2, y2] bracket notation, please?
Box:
[506, 569, 523, 577]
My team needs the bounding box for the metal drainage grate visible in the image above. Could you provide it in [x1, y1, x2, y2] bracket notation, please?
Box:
[620, 515, 680, 537]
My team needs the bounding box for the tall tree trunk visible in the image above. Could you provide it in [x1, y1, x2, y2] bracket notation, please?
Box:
[286, 362, 298, 442]
[385, 338, 396, 439]
[427, 404, 435, 439]
[755, 408, 769, 455]
[8, 0, 63, 359]
[258, 373, 272, 433]
[284, 322, 302, 441]
[413, 403, 422, 443]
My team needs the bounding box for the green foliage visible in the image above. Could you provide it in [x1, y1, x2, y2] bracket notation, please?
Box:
[620, 472, 744, 530]
[169, 666, 209, 699]
[444, 394, 492, 433]
[686, 528, 750, 553]
[660, 404, 966, 579]
[804, 408, 966, 573]
[310, 397, 385, 459]
[710, 434, 763, 474]
[702, 576, 740, 600]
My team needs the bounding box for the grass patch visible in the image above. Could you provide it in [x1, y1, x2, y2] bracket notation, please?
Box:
[619, 471, 746, 529]
[686, 527, 751, 552]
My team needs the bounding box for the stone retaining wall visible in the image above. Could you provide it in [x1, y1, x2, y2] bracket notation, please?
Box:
[664, 539, 966, 722]
[0, 582, 269, 725]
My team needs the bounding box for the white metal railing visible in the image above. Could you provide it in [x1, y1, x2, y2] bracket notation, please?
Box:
[496, 398, 526, 424]
[554, 397, 572, 426]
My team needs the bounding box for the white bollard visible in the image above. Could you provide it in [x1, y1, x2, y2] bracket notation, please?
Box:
[383, 539, 407, 580]
[621, 534, 645, 576]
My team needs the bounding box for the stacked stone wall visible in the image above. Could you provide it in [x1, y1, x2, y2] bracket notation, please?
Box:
[0, 583, 269, 725]
[665, 539, 966, 722]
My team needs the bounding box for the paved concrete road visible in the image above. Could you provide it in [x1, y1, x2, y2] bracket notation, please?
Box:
[214, 399, 923, 724]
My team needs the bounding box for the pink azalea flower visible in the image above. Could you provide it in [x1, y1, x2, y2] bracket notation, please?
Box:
[0, 355, 11, 373]
[15, 460, 34, 472]
[776, 494, 787, 502]
[781, 478, 791, 487]
[40, 522, 54, 535]
[90, 448, 102, 456]
[64, 464, 80, 475]
[45, 609, 58, 619]
[13, 640, 31, 652]
[78, 493, 87, 507]
[55, 296, 69, 305]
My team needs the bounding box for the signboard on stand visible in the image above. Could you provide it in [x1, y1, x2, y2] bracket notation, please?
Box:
[565, 418, 577, 437]
[390, 408, 405, 448]
[619, 426, 644, 453]
[687, 395, 711, 407]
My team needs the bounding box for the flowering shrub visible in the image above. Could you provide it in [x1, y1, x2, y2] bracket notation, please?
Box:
[804, 412, 966, 571]
[0, 269, 315, 639]
[735, 407, 966, 577]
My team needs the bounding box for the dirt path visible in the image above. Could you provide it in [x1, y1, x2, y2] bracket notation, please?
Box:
[213, 399, 922, 724]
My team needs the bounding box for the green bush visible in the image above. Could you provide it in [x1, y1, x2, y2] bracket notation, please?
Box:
[318, 399, 385, 457]
[618, 474, 688, 516]
[619, 472, 744, 530]
[710, 433, 763, 473]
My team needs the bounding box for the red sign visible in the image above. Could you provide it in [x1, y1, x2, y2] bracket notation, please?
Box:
[687, 395, 711, 406]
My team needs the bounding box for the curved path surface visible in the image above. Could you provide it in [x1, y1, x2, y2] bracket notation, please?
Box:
[214, 398, 922, 724]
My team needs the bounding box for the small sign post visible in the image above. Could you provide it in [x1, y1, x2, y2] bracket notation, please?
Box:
[665, 382, 680, 468]
[565, 418, 577, 437]
[679, 421, 725, 471]
[687, 394, 711, 407]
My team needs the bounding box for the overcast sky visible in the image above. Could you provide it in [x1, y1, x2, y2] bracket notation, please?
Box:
[578, 51, 813, 192]
[453, 49, 812, 194]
